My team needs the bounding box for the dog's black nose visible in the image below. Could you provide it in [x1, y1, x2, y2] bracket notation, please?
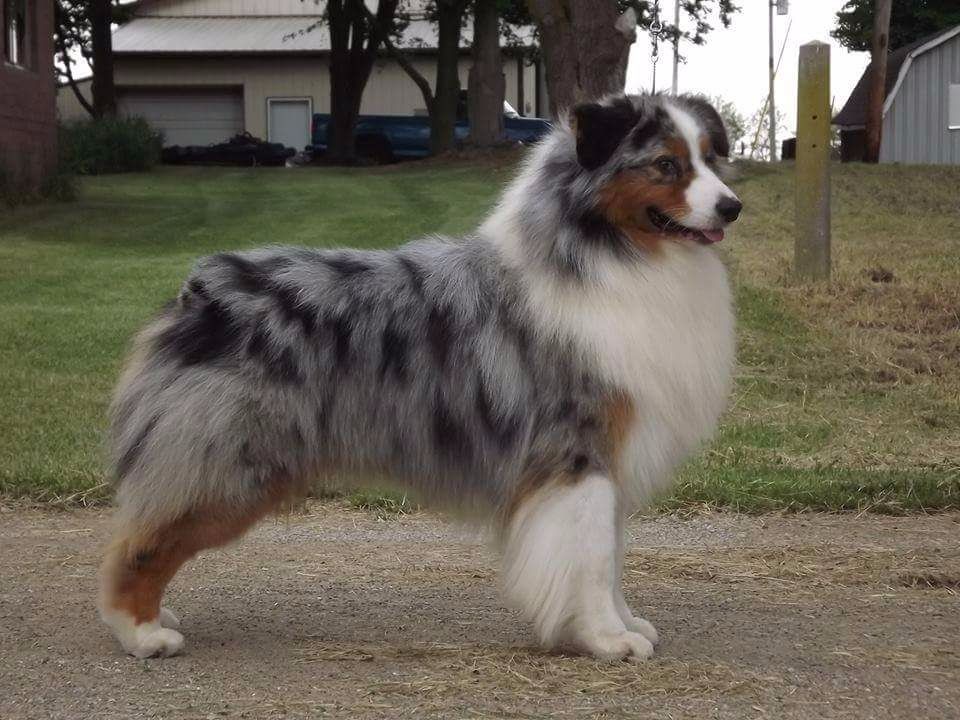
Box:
[716, 197, 742, 223]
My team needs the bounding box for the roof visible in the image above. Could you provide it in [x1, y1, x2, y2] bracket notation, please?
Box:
[833, 25, 960, 127]
[113, 16, 331, 53]
[112, 0, 535, 54]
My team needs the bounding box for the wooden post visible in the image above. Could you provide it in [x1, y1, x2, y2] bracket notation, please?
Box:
[864, 0, 892, 163]
[795, 41, 831, 280]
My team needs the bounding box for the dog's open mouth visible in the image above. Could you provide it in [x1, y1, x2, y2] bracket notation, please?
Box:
[647, 207, 724, 245]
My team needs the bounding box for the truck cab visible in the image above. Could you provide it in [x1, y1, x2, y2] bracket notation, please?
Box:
[311, 101, 552, 162]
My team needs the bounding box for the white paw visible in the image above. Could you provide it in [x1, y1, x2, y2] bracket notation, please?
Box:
[159, 607, 181, 630]
[575, 630, 655, 663]
[622, 615, 659, 646]
[101, 609, 186, 659]
[130, 627, 185, 659]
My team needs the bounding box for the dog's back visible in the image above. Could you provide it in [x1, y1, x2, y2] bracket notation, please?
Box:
[109, 241, 620, 529]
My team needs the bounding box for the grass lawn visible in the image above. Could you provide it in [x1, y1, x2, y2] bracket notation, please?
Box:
[1, 159, 958, 511]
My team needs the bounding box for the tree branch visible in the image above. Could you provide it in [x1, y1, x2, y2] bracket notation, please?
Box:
[53, 9, 95, 118]
[360, 3, 435, 116]
[63, 64, 95, 117]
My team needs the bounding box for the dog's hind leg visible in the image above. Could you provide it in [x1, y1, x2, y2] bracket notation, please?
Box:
[99, 485, 288, 659]
[501, 473, 655, 662]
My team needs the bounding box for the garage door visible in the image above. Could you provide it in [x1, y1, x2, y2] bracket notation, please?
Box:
[118, 88, 244, 147]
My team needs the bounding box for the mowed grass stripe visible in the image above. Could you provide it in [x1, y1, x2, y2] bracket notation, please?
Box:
[1, 160, 958, 509]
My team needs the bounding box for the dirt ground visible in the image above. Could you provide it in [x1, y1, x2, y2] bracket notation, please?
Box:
[1, 502, 958, 719]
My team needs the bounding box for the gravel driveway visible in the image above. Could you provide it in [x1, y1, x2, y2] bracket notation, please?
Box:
[1, 502, 958, 719]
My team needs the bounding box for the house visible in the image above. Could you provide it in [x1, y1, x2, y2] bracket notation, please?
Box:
[833, 25, 960, 164]
[1, 0, 56, 192]
[58, 0, 547, 150]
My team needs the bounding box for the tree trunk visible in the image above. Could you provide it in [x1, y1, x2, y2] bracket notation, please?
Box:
[328, 71, 362, 162]
[326, 0, 400, 163]
[90, 0, 116, 118]
[864, 0, 892, 163]
[467, 0, 505, 146]
[526, 0, 636, 118]
[327, 0, 356, 162]
[430, 0, 467, 155]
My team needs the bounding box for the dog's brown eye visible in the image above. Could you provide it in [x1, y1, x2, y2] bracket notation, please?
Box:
[655, 157, 679, 176]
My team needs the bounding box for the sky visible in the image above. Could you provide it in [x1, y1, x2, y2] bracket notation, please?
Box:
[625, 0, 871, 136]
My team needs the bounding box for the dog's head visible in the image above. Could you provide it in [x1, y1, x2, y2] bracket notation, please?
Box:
[570, 94, 741, 249]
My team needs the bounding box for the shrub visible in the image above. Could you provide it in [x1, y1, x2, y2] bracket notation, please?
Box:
[39, 161, 78, 202]
[60, 116, 163, 175]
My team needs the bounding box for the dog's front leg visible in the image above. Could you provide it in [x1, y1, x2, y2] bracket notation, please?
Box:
[501, 473, 656, 662]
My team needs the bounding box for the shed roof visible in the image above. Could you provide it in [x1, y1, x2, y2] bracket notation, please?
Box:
[833, 25, 960, 127]
[112, 3, 535, 54]
[113, 16, 331, 52]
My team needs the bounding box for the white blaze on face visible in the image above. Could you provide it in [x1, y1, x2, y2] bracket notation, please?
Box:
[664, 103, 740, 231]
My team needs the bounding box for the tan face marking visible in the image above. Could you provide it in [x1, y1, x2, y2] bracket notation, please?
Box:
[596, 136, 693, 252]
[699, 135, 712, 158]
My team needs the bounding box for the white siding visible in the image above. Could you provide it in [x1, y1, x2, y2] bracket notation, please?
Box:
[109, 55, 516, 138]
[57, 80, 92, 122]
[367, 57, 474, 115]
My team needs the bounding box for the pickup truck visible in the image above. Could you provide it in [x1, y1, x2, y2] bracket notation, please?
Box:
[311, 101, 552, 162]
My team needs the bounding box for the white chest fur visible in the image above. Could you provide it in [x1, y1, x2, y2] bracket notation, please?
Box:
[520, 242, 735, 507]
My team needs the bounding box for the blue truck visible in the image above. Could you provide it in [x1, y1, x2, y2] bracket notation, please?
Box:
[311, 101, 552, 162]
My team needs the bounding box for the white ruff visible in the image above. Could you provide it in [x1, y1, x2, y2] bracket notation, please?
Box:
[495, 232, 735, 509]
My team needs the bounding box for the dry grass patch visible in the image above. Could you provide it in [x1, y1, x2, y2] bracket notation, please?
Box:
[671, 162, 960, 510]
[625, 546, 960, 593]
[831, 639, 960, 674]
[295, 642, 773, 705]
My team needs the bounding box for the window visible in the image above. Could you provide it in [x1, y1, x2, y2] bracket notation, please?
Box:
[4, 0, 27, 67]
[950, 84, 960, 130]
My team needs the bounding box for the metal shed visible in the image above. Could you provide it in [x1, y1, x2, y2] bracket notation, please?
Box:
[833, 25, 960, 165]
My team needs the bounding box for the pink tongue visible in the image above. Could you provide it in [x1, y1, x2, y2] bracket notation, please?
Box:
[701, 229, 725, 244]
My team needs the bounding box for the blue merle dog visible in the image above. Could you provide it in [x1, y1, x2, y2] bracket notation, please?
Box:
[100, 93, 740, 661]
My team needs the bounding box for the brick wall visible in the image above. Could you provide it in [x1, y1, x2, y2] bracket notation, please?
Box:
[0, 0, 57, 193]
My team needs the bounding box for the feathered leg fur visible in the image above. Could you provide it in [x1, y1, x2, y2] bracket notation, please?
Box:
[500, 474, 657, 662]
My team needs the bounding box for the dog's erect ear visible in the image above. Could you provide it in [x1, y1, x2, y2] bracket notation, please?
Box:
[678, 95, 731, 158]
[571, 99, 641, 170]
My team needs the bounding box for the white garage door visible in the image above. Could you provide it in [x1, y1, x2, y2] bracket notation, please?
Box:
[118, 88, 244, 147]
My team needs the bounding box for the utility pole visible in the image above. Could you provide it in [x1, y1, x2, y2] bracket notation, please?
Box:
[767, 0, 789, 162]
[671, 0, 680, 94]
[768, 0, 776, 161]
[864, 0, 892, 162]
